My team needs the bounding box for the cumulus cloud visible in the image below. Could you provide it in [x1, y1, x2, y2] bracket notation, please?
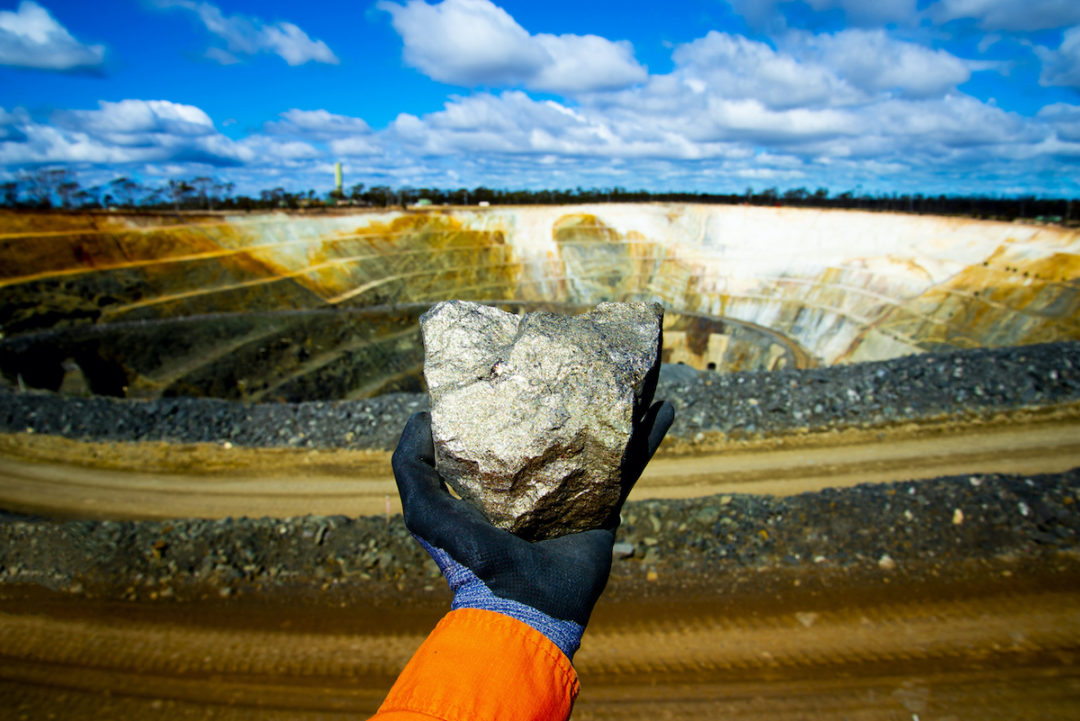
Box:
[364, 24, 1051, 189]
[53, 99, 216, 140]
[787, 29, 973, 98]
[158, 0, 338, 66]
[0, 14, 1070, 198]
[930, 0, 1080, 31]
[0, 1, 105, 72]
[0, 99, 319, 167]
[1038, 103, 1080, 141]
[388, 90, 731, 161]
[666, 30, 973, 113]
[378, 0, 646, 93]
[328, 136, 380, 156]
[672, 32, 844, 109]
[0, 106, 31, 142]
[867, 94, 1034, 148]
[263, 109, 378, 156]
[529, 33, 646, 93]
[264, 109, 372, 139]
[1037, 26, 1080, 89]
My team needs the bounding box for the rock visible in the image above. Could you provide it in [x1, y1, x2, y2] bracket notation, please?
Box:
[421, 300, 663, 540]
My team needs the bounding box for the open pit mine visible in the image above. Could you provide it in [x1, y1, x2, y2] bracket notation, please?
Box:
[1, 204, 1080, 719]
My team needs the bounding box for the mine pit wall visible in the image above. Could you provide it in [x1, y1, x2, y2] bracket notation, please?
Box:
[1, 205, 1078, 375]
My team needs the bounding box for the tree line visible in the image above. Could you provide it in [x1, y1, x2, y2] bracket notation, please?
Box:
[2, 167, 1076, 224]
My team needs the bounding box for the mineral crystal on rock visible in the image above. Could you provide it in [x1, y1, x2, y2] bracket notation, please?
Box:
[421, 300, 663, 540]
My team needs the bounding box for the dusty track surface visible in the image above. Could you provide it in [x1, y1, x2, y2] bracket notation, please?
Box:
[2, 557, 1079, 720]
[1, 405, 1078, 519]
[3, 405, 1080, 718]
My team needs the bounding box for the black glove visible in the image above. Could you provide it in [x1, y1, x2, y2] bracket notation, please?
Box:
[391, 401, 674, 659]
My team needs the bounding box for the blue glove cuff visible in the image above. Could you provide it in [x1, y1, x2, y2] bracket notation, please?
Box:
[416, 537, 585, 660]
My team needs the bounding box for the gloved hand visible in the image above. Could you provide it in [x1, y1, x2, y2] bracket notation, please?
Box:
[391, 401, 674, 660]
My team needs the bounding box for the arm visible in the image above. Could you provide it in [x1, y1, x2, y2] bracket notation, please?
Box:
[371, 402, 674, 721]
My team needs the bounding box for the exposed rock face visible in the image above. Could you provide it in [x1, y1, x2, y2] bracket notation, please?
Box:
[421, 300, 663, 540]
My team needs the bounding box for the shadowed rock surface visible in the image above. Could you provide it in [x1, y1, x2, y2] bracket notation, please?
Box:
[421, 300, 662, 539]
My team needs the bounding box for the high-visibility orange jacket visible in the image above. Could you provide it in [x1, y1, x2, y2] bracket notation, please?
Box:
[371, 608, 579, 721]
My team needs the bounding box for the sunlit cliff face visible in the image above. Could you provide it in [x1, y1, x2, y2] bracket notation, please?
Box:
[1, 205, 1078, 401]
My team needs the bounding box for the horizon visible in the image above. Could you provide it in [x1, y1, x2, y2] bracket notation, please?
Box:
[1, 1, 1079, 199]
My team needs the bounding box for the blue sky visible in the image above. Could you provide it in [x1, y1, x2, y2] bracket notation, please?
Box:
[1, 0, 1079, 198]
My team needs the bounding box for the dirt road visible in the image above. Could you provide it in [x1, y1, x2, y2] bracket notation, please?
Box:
[3, 406, 1080, 718]
[2, 558, 1079, 720]
[1, 406, 1078, 520]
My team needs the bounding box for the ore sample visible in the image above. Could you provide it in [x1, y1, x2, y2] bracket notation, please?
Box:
[421, 300, 663, 540]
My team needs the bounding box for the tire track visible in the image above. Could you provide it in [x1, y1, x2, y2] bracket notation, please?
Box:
[1, 412, 1078, 519]
[0, 586, 1078, 717]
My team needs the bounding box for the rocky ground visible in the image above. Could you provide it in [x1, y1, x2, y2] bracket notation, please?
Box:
[1, 341, 1079, 607]
[2, 341, 1079, 450]
[1, 468, 1077, 607]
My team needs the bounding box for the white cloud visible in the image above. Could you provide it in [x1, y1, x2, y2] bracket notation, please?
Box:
[328, 136, 380, 156]
[530, 33, 646, 93]
[868, 95, 1034, 148]
[377, 0, 646, 93]
[235, 135, 321, 161]
[672, 32, 843, 109]
[54, 99, 216, 139]
[265, 109, 372, 138]
[788, 29, 973, 98]
[1037, 26, 1080, 89]
[0, 1, 105, 71]
[930, 0, 1080, 31]
[0, 99, 320, 168]
[666, 30, 973, 112]
[261, 22, 338, 66]
[159, 0, 338, 66]
[1038, 103, 1080, 141]
[263, 109, 378, 156]
[0, 15, 1073, 199]
[363, 26, 1055, 189]
[0, 106, 30, 141]
[378, 0, 544, 85]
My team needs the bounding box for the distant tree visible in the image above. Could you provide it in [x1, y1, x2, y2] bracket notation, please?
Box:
[73, 187, 99, 209]
[1, 181, 18, 206]
[347, 183, 366, 205]
[108, 177, 142, 208]
[367, 185, 393, 207]
[20, 168, 74, 208]
[143, 185, 166, 208]
[167, 179, 195, 210]
[57, 177, 81, 209]
[191, 176, 216, 210]
[260, 187, 284, 207]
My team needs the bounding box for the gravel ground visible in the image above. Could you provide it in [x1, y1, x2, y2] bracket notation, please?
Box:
[0, 469, 1076, 604]
[1, 340, 1079, 604]
[1, 341, 1079, 449]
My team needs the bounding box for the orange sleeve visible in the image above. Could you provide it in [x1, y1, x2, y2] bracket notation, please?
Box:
[371, 608, 579, 721]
